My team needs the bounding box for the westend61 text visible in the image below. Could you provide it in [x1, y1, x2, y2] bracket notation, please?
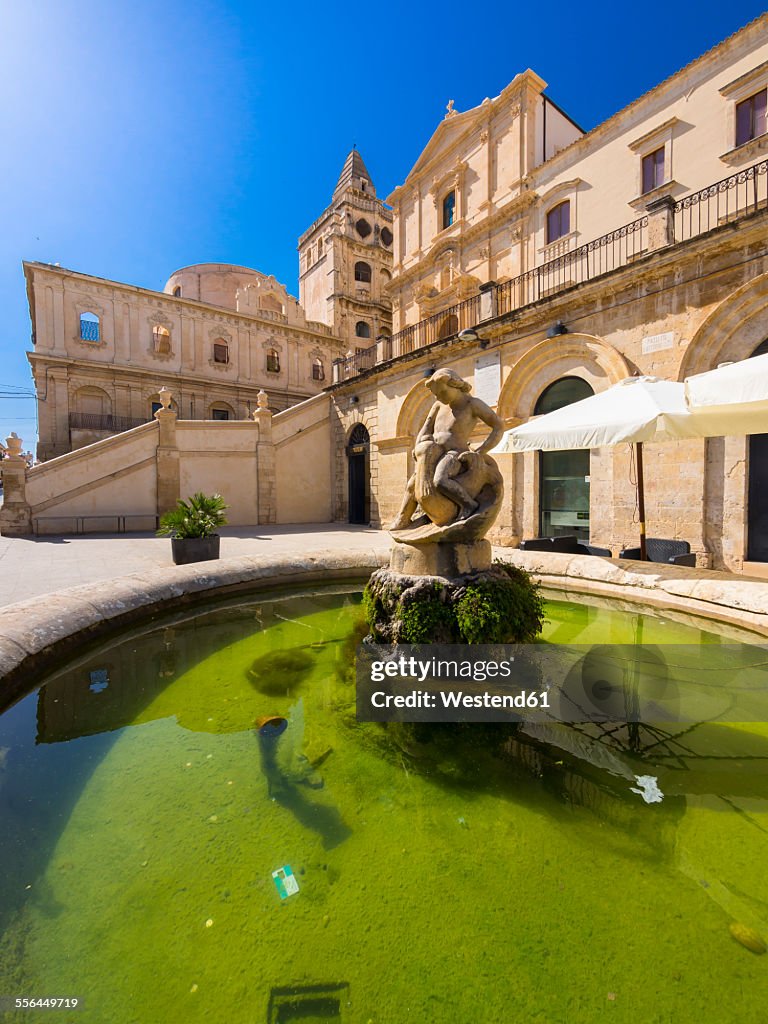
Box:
[370, 689, 550, 709]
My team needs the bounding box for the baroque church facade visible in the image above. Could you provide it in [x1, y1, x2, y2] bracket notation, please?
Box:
[12, 13, 768, 573]
[25, 151, 392, 461]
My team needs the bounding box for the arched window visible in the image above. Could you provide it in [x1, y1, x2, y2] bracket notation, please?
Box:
[152, 325, 171, 354]
[378, 327, 392, 338]
[312, 357, 325, 381]
[380, 227, 393, 247]
[172, 286, 182, 297]
[442, 191, 456, 229]
[355, 321, 371, 339]
[317, 238, 324, 257]
[381, 268, 392, 283]
[79, 311, 100, 342]
[437, 314, 459, 340]
[305, 247, 313, 269]
[213, 340, 229, 364]
[535, 376, 594, 541]
[546, 200, 571, 244]
[354, 261, 372, 283]
[356, 218, 371, 238]
[266, 348, 280, 373]
[209, 404, 234, 421]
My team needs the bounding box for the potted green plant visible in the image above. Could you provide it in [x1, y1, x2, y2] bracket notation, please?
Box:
[157, 492, 229, 565]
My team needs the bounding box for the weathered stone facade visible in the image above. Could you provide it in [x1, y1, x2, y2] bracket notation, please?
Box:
[11, 15, 768, 577]
[330, 16, 768, 573]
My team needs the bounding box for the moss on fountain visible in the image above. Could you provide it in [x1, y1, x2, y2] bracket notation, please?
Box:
[363, 560, 544, 644]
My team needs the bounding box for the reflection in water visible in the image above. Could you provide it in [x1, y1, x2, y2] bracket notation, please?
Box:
[256, 703, 352, 850]
[1, 590, 768, 1023]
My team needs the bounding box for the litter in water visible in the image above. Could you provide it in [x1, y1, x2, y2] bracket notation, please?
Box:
[272, 865, 300, 900]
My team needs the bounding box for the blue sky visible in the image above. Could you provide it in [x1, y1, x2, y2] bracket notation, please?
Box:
[0, 0, 764, 449]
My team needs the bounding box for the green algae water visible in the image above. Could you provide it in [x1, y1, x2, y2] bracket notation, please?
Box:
[1, 589, 768, 1024]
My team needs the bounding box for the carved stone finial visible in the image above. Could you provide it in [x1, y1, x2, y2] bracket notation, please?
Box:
[158, 386, 172, 409]
[5, 432, 22, 457]
[256, 389, 269, 410]
[445, 99, 456, 117]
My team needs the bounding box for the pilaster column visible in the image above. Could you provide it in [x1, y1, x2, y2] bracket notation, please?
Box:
[479, 281, 498, 322]
[646, 195, 676, 251]
[0, 433, 32, 535]
[154, 387, 179, 515]
[253, 390, 276, 524]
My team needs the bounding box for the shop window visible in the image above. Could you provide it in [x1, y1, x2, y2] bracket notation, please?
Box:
[535, 377, 594, 542]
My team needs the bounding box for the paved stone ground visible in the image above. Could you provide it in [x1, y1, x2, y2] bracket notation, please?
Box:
[0, 524, 391, 608]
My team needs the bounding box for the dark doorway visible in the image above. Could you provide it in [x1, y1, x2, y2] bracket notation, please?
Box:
[535, 377, 594, 541]
[747, 339, 768, 561]
[346, 423, 370, 524]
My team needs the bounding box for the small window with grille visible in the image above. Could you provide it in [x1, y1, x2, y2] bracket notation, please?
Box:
[80, 311, 100, 342]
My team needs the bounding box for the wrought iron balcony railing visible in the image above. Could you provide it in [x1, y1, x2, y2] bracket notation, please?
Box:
[674, 157, 767, 241]
[69, 413, 150, 432]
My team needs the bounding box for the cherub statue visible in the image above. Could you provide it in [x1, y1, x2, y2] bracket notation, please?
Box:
[390, 368, 504, 542]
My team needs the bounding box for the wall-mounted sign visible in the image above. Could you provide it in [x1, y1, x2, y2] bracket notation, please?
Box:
[641, 332, 674, 355]
[474, 351, 501, 407]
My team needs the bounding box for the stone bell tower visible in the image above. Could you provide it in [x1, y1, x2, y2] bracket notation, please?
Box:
[298, 149, 393, 348]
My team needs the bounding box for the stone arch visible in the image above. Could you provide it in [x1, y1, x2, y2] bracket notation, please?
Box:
[346, 421, 371, 525]
[496, 333, 631, 423]
[208, 400, 236, 420]
[396, 378, 434, 439]
[679, 271, 768, 379]
[72, 384, 112, 416]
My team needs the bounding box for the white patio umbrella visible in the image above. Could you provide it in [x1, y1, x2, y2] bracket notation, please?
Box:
[684, 353, 768, 436]
[492, 376, 705, 560]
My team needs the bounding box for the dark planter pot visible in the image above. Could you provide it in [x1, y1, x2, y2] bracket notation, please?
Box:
[171, 535, 221, 565]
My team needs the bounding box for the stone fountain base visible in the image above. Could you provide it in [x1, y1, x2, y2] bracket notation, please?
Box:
[363, 557, 544, 646]
[389, 538, 491, 577]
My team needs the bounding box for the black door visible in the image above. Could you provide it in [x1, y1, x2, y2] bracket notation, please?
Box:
[346, 424, 370, 524]
[747, 340, 768, 561]
[748, 432, 768, 560]
[348, 452, 367, 524]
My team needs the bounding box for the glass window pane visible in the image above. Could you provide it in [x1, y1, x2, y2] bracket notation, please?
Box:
[736, 96, 753, 146]
[540, 449, 591, 540]
[756, 88, 767, 137]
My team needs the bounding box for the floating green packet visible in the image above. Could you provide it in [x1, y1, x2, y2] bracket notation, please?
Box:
[272, 865, 299, 900]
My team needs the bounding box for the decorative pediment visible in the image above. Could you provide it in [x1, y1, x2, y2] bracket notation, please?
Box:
[428, 160, 468, 206]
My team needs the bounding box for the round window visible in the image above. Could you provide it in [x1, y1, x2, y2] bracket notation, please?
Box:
[356, 218, 372, 238]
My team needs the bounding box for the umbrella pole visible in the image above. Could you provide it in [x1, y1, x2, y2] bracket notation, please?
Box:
[636, 441, 647, 561]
